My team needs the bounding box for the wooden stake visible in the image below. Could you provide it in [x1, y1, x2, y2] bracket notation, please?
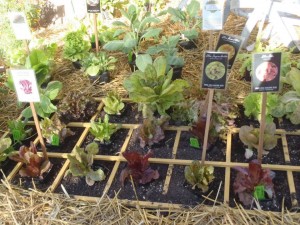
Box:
[93, 14, 99, 53]
[257, 92, 267, 163]
[30, 102, 48, 161]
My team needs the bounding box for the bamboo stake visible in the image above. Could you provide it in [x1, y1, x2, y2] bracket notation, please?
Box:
[93, 14, 99, 53]
[257, 92, 267, 163]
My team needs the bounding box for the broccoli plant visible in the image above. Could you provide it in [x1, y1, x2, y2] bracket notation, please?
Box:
[9, 142, 52, 179]
[184, 160, 214, 192]
[0, 138, 16, 163]
[102, 91, 125, 115]
[120, 150, 159, 186]
[233, 160, 275, 206]
[40, 116, 75, 145]
[65, 142, 106, 186]
[90, 114, 121, 143]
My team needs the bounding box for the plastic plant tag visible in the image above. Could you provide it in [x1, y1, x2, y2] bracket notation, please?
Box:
[12, 129, 21, 142]
[51, 134, 60, 146]
[254, 185, 265, 200]
[190, 138, 200, 149]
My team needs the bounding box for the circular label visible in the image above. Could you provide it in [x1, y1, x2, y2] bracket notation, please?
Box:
[255, 62, 278, 82]
[205, 61, 226, 80]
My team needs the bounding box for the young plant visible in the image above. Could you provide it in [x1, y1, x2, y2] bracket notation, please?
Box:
[40, 117, 75, 145]
[81, 52, 117, 76]
[0, 138, 16, 163]
[184, 160, 214, 192]
[57, 91, 97, 124]
[102, 91, 125, 115]
[90, 114, 121, 143]
[9, 142, 52, 178]
[65, 142, 106, 186]
[120, 150, 159, 186]
[123, 56, 189, 117]
[8, 120, 32, 143]
[63, 30, 91, 62]
[21, 81, 63, 119]
[239, 122, 279, 158]
[233, 160, 275, 206]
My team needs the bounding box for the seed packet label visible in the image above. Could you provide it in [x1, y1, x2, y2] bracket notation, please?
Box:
[252, 52, 281, 92]
[86, 0, 101, 13]
[51, 134, 60, 146]
[215, 33, 244, 69]
[190, 137, 200, 149]
[202, 0, 224, 30]
[9, 12, 31, 40]
[201, 52, 229, 89]
[10, 69, 40, 102]
[12, 129, 21, 142]
[254, 185, 265, 200]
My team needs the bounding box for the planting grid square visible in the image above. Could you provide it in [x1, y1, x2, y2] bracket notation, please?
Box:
[2, 99, 300, 210]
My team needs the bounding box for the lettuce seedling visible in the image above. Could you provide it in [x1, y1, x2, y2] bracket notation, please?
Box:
[0, 138, 16, 163]
[233, 160, 275, 206]
[184, 160, 214, 192]
[120, 150, 159, 186]
[65, 142, 106, 186]
[10, 142, 52, 178]
[102, 91, 125, 115]
[8, 120, 32, 143]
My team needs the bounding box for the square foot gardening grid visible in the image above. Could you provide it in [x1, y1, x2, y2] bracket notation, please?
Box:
[3, 99, 300, 211]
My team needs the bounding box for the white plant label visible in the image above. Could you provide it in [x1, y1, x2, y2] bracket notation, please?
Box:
[9, 12, 31, 40]
[202, 0, 224, 30]
[11, 69, 40, 102]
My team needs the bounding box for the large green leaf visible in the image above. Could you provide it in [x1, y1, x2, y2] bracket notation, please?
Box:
[21, 106, 33, 119]
[139, 16, 160, 31]
[187, 0, 200, 18]
[103, 40, 125, 51]
[153, 56, 167, 77]
[112, 21, 127, 27]
[40, 95, 57, 114]
[136, 54, 152, 72]
[141, 28, 162, 39]
[86, 65, 100, 76]
[43, 81, 62, 100]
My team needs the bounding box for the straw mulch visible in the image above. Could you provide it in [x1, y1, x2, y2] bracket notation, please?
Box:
[1, 179, 300, 225]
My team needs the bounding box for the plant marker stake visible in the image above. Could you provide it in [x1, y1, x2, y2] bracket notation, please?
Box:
[257, 92, 267, 163]
[24, 40, 48, 161]
[93, 14, 99, 53]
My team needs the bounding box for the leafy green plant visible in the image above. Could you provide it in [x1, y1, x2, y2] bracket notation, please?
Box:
[233, 160, 275, 206]
[281, 67, 300, 95]
[65, 142, 106, 186]
[123, 56, 189, 117]
[147, 35, 184, 70]
[57, 91, 97, 124]
[21, 81, 63, 119]
[40, 116, 75, 145]
[239, 122, 279, 158]
[0, 138, 15, 163]
[170, 100, 199, 124]
[120, 150, 159, 186]
[10, 142, 52, 178]
[102, 91, 125, 115]
[63, 30, 91, 62]
[184, 160, 214, 192]
[162, 0, 200, 40]
[81, 52, 117, 76]
[90, 114, 121, 143]
[103, 4, 162, 57]
[8, 120, 32, 143]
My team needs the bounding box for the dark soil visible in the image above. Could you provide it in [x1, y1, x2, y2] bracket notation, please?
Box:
[229, 169, 292, 211]
[82, 128, 129, 155]
[108, 163, 168, 202]
[278, 118, 300, 131]
[176, 131, 226, 161]
[55, 160, 115, 197]
[287, 135, 300, 165]
[231, 133, 285, 165]
[166, 166, 225, 206]
[0, 159, 18, 179]
[125, 130, 176, 159]
[11, 158, 65, 192]
[45, 127, 84, 153]
[292, 172, 300, 206]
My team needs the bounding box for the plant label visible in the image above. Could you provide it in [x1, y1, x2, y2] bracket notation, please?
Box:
[9, 12, 31, 40]
[202, 0, 224, 30]
[201, 52, 229, 89]
[12, 129, 21, 142]
[10, 69, 40, 102]
[215, 33, 244, 69]
[252, 52, 281, 92]
[254, 185, 265, 200]
[190, 137, 200, 149]
[86, 0, 100, 13]
[51, 134, 60, 146]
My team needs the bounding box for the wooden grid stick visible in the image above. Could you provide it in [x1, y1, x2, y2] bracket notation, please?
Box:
[257, 92, 267, 163]
[93, 14, 99, 53]
[224, 131, 232, 204]
[162, 130, 181, 194]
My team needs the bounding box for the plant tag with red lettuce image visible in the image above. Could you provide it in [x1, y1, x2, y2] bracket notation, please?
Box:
[202, 52, 229, 90]
[252, 52, 281, 92]
[86, 0, 100, 13]
[10, 69, 40, 102]
[254, 185, 265, 200]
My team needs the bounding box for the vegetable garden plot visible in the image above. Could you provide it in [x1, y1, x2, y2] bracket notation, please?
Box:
[2, 99, 300, 212]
